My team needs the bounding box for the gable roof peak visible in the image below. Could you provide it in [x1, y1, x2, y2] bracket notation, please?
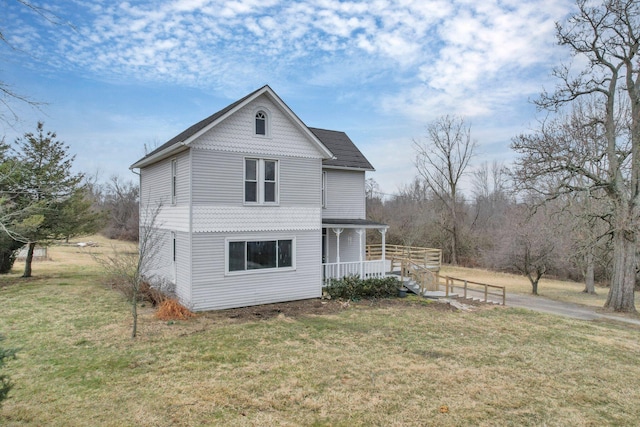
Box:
[130, 85, 333, 169]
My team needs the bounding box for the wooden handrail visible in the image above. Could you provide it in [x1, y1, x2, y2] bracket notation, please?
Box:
[400, 258, 438, 294]
[441, 276, 506, 305]
[366, 244, 442, 272]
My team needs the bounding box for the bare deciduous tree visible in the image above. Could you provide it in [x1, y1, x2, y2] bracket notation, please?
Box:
[94, 202, 165, 338]
[102, 176, 139, 241]
[414, 115, 477, 264]
[471, 161, 510, 231]
[512, 0, 640, 312]
[382, 178, 431, 247]
[490, 204, 559, 295]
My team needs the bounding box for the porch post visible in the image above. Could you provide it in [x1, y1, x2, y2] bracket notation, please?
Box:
[379, 228, 387, 273]
[356, 229, 364, 278]
[332, 228, 343, 277]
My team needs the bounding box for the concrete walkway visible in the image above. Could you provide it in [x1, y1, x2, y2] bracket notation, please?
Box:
[506, 292, 640, 327]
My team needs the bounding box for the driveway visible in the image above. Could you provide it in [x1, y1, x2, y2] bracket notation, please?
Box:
[506, 292, 640, 327]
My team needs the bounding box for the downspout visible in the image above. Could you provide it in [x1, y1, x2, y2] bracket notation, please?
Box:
[357, 229, 364, 278]
[188, 148, 193, 308]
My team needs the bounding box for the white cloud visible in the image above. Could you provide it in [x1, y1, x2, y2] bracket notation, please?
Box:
[0, 0, 572, 117]
[1, 0, 576, 191]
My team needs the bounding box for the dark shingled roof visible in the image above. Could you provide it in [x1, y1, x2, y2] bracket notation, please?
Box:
[310, 128, 375, 171]
[142, 86, 265, 160]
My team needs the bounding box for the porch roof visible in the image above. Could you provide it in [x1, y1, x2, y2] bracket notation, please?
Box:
[322, 218, 388, 229]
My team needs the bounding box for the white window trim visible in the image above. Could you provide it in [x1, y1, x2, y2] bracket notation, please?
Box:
[171, 158, 177, 205]
[224, 236, 296, 276]
[253, 108, 271, 138]
[244, 157, 279, 205]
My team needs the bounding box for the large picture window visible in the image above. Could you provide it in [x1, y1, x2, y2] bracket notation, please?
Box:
[244, 158, 278, 204]
[228, 239, 294, 273]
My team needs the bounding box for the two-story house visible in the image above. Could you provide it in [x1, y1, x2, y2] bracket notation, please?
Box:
[130, 85, 387, 311]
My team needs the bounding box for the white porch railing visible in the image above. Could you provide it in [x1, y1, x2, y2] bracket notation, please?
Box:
[323, 260, 386, 282]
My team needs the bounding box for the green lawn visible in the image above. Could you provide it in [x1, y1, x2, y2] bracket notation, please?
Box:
[1, 242, 640, 426]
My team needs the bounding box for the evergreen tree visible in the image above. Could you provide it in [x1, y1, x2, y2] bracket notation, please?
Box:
[0, 139, 25, 273]
[7, 122, 98, 277]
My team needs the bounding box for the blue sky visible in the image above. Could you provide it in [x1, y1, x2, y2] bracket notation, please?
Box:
[0, 0, 572, 195]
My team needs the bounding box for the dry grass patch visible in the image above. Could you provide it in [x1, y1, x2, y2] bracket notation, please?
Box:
[155, 299, 196, 321]
[441, 265, 611, 308]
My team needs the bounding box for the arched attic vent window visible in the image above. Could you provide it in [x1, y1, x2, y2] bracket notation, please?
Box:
[255, 111, 267, 135]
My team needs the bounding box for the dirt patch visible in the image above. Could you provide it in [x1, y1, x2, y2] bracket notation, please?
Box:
[200, 296, 495, 323]
[201, 298, 344, 322]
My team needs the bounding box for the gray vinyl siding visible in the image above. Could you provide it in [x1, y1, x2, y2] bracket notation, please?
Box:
[191, 149, 321, 207]
[174, 151, 190, 206]
[280, 158, 321, 206]
[189, 230, 321, 311]
[190, 95, 327, 160]
[175, 231, 191, 305]
[325, 228, 364, 264]
[140, 151, 190, 206]
[140, 158, 172, 205]
[141, 229, 191, 304]
[143, 228, 172, 285]
[322, 169, 366, 219]
[191, 150, 240, 205]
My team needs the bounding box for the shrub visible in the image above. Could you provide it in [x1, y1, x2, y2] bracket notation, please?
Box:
[155, 299, 196, 321]
[108, 277, 174, 307]
[139, 280, 173, 307]
[325, 275, 400, 300]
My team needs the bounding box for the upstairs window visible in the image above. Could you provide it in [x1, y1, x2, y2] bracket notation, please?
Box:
[264, 160, 276, 203]
[245, 158, 278, 204]
[255, 111, 267, 135]
[245, 159, 258, 203]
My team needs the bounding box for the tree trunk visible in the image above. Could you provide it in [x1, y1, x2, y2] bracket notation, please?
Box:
[22, 242, 36, 278]
[583, 250, 596, 294]
[531, 279, 539, 296]
[131, 280, 139, 338]
[450, 204, 458, 265]
[527, 269, 542, 296]
[605, 230, 636, 312]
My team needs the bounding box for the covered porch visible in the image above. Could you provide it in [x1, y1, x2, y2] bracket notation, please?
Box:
[322, 219, 388, 282]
